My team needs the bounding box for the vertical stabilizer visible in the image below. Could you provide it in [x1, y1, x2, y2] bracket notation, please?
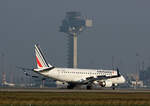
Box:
[35, 44, 52, 68]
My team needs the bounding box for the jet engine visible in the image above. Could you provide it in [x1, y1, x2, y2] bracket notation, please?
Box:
[99, 80, 112, 87]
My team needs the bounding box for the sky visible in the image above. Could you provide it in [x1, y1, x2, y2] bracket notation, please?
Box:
[0, 0, 150, 83]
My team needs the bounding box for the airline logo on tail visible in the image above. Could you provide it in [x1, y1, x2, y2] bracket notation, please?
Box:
[35, 44, 50, 68]
[36, 56, 43, 68]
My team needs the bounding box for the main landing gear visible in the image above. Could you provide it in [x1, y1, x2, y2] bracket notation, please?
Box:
[112, 84, 116, 90]
[67, 83, 76, 89]
[86, 85, 92, 90]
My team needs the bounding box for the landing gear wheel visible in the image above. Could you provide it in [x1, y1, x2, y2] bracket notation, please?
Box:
[112, 87, 115, 90]
[112, 84, 117, 90]
[87, 85, 92, 90]
[67, 83, 75, 89]
[67, 86, 74, 89]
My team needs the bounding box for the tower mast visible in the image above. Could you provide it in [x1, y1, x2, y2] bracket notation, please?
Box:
[60, 11, 92, 68]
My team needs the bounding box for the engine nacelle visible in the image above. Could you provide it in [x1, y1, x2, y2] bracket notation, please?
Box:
[99, 80, 112, 87]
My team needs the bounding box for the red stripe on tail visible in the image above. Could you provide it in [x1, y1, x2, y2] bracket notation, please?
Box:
[36, 56, 43, 67]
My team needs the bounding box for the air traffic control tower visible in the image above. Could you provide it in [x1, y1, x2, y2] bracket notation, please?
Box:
[60, 12, 92, 68]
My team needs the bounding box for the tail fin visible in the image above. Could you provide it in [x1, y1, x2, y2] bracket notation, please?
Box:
[35, 44, 53, 68]
[116, 68, 121, 77]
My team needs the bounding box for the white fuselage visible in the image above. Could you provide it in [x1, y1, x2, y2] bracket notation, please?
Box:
[33, 44, 125, 88]
[37, 68, 125, 85]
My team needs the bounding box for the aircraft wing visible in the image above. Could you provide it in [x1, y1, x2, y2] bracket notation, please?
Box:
[83, 68, 121, 84]
[82, 75, 118, 85]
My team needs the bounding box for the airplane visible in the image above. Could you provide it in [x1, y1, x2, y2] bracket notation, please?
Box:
[2, 73, 15, 87]
[23, 44, 126, 89]
[2, 81, 15, 87]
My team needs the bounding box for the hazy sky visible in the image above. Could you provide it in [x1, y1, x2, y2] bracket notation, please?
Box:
[1, 0, 150, 82]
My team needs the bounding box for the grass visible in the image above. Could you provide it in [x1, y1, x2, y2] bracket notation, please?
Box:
[0, 91, 150, 105]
